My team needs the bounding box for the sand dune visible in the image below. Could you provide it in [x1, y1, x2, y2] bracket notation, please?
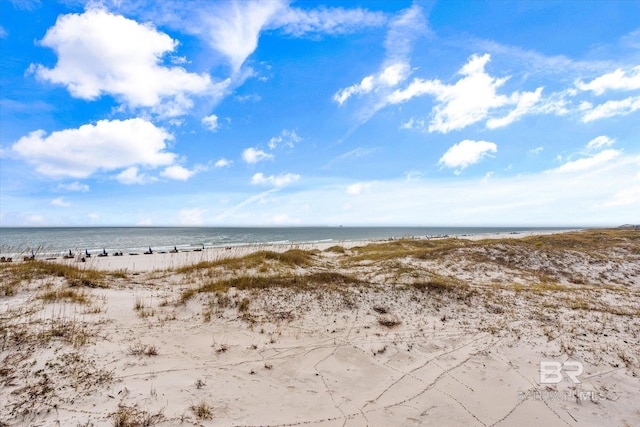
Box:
[1, 229, 639, 426]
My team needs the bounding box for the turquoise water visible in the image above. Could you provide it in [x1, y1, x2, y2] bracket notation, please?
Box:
[0, 226, 574, 257]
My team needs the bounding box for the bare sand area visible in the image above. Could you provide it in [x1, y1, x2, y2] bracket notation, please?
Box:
[1, 228, 639, 426]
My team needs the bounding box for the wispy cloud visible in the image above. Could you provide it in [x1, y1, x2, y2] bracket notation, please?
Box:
[271, 5, 386, 37]
[333, 4, 426, 118]
[251, 172, 300, 187]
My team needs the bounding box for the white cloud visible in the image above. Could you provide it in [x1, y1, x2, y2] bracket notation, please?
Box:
[201, 114, 219, 131]
[160, 165, 196, 181]
[0, 25, 7, 39]
[576, 65, 640, 95]
[529, 147, 544, 155]
[581, 96, 640, 122]
[57, 182, 89, 192]
[347, 182, 373, 195]
[334, 63, 409, 105]
[268, 129, 302, 150]
[400, 116, 427, 131]
[554, 149, 621, 173]
[486, 88, 543, 129]
[33, 8, 222, 116]
[214, 158, 233, 168]
[11, 118, 175, 179]
[251, 172, 300, 187]
[50, 197, 70, 207]
[116, 166, 154, 185]
[333, 5, 424, 107]
[242, 147, 274, 164]
[389, 54, 542, 133]
[439, 140, 497, 172]
[271, 6, 386, 37]
[198, 1, 287, 72]
[586, 136, 615, 151]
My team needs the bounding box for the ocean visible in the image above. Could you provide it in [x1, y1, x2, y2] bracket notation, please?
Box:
[0, 226, 574, 257]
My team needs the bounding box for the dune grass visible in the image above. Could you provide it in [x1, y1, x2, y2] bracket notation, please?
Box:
[0, 260, 109, 295]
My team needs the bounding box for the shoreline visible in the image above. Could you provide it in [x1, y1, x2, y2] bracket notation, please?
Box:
[6, 228, 580, 272]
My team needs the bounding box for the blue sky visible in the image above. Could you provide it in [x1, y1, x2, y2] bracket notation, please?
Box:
[1, 0, 639, 227]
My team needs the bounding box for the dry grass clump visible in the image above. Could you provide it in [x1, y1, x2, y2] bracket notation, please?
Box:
[351, 238, 467, 263]
[189, 400, 214, 420]
[0, 260, 108, 293]
[177, 248, 316, 274]
[325, 245, 346, 254]
[126, 342, 159, 357]
[37, 287, 91, 305]
[180, 271, 364, 302]
[412, 275, 473, 299]
[112, 404, 164, 427]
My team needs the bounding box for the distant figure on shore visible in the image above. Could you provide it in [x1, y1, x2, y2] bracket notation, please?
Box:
[170, 246, 179, 253]
[98, 248, 108, 257]
[114, 251, 123, 256]
[85, 249, 91, 258]
[144, 246, 153, 255]
[63, 250, 73, 259]
[24, 250, 35, 261]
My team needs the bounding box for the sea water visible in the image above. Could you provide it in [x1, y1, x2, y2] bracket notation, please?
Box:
[0, 226, 574, 258]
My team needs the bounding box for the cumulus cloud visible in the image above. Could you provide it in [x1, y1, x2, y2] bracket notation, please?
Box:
[389, 54, 542, 133]
[439, 140, 497, 172]
[160, 165, 196, 181]
[576, 65, 640, 95]
[268, 129, 302, 150]
[33, 8, 222, 116]
[214, 158, 233, 168]
[242, 147, 274, 164]
[201, 114, 219, 131]
[586, 136, 615, 151]
[334, 63, 409, 105]
[50, 197, 70, 207]
[251, 172, 300, 187]
[11, 118, 175, 179]
[116, 166, 155, 185]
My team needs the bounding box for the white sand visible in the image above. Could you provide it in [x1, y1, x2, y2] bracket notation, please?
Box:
[1, 229, 638, 426]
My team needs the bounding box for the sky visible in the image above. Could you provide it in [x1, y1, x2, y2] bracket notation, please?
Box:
[1, 0, 639, 227]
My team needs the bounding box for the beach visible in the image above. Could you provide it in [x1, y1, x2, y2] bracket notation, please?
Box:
[1, 228, 639, 426]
